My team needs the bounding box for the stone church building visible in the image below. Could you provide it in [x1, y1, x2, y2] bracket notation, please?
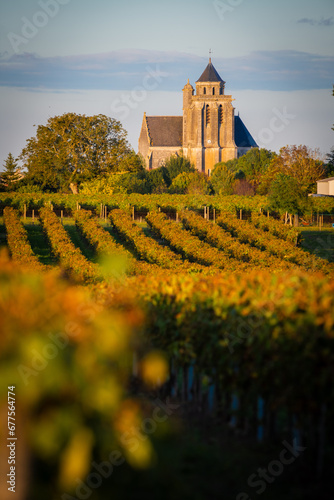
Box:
[138, 58, 257, 174]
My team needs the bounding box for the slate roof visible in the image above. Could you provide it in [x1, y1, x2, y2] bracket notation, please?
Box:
[146, 116, 183, 147]
[196, 60, 225, 83]
[144, 114, 257, 150]
[234, 115, 258, 148]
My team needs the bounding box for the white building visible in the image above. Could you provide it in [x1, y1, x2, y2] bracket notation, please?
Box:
[316, 177, 334, 196]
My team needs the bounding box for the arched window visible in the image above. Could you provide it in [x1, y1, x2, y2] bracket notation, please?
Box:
[219, 105, 223, 125]
[206, 104, 210, 124]
[203, 87, 206, 95]
[212, 87, 215, 95]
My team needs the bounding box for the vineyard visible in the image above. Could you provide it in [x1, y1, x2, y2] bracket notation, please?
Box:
[1, 194, 334, 499]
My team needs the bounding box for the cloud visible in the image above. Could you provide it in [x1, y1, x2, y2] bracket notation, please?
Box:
[0, 49, 333, 92]
[297, 17, 334, 26]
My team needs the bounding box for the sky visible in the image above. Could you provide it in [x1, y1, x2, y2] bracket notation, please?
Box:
[0, 0, 333, 170]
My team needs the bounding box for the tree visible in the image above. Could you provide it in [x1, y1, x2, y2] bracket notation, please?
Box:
[169, 171, 211, 194]
[211, 163, 236, 195]
[20, 113, 137, 193]
[233, 179, 255, 196]
[269, 173, 307, 216]
[163, 154, 195, 184]
[237, 148, 275, 191]
[0, 153, 21, 191]
[324, 148, 334, 178]
[146, 167, 169, 193]
[263, 145, 325, 195]
[186, 171, 212, 195]
[221, 158, 239, 172]
[117, 151, 146, 173]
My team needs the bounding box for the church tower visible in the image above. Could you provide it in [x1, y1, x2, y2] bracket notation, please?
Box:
[138, 58, 257, 172]
[182, 58, 237, 174]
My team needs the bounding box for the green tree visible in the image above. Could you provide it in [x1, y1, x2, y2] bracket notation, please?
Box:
[237, 148, 275, 191]
[325, 148, 334, 178]
[211, 163, 236, 195]
[269, 173, 307, 215]
[186, 171, 211, 195]
[146, 167, 169, 193]
[0, 153, 21, 191]
[163, 154, 195, 184]
[218, 158, 239, 172]
[118, 151, 146, 173]
[20, 113, 137, 193]
[115, 171, 148, 194]
[170, 171, 211, 194]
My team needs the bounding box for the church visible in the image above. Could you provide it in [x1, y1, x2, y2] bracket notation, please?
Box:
[138, 58, 258, 174]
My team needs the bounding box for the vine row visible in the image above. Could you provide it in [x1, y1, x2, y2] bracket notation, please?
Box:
[3, 207, 46, 271]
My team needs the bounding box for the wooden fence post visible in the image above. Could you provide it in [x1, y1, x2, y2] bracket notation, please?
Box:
[213, 208, 216, 223]
[32, 209, 35, 224]
[176, 212, 178, 222]
[132, 206, 135, 221]
[294, 214, 299, 227]
[23, 204, 27, 221]
[240, 209, 242, 220]
[61, 210, 63, 224]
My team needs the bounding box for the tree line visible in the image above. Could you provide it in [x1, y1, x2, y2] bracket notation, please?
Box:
[1, 111, 334, 215]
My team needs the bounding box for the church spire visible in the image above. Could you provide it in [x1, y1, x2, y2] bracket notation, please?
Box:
[196, 58, 224, 83]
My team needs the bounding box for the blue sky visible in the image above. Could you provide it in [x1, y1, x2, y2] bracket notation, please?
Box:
[0, 0, 333, 170]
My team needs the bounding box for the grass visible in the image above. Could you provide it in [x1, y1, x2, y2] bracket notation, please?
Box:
[299, 227, 334, 263]
[62, 218, 100, 263]
[24, 222, 58, 266]
[102, 222, 141, 259]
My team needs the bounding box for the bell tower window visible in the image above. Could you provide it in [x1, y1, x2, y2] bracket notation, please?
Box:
[203, 87, 206, 95]
[219, 105, 223, 124]
[212, 87, 215, 95]
[206, 104, 210, 125]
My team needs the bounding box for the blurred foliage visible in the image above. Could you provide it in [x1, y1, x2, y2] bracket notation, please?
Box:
[2, 197, 334, 498]
[0, 251, 172, 499]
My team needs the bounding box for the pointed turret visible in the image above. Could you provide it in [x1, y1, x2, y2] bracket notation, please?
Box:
[182, 78, 194, 109]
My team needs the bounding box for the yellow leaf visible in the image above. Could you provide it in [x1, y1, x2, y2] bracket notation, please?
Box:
[140, 351, 169, 388]
[59, 427, 94, 490]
